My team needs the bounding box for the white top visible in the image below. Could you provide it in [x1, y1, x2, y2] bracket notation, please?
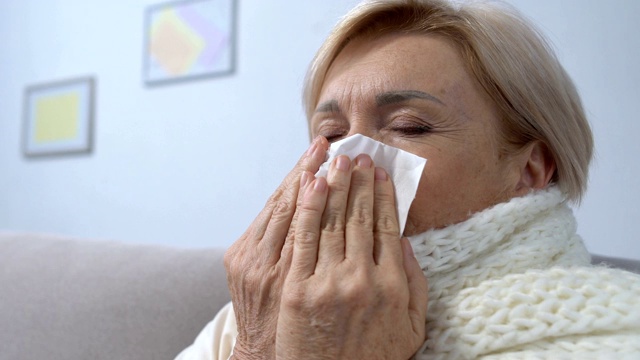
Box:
[175, 302, 237, 360]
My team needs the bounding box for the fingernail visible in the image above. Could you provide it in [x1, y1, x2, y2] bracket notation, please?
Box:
[356, 155, 372, 168]
[374, 167, 387, 181]
[314, 178, 327, 192]
[336, 156, 350, 172]
[317, 135, 328, 147]
[300, 172, 310, 187]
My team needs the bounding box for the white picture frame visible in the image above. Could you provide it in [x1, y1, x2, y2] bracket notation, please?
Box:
[143, 0, 236, 85]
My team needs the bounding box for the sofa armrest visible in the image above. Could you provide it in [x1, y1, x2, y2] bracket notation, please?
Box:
[0, 232, 230, 360]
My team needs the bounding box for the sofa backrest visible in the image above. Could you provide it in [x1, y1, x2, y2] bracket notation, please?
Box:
[591, 253, 640, 274]
[0, 232, 230, 360]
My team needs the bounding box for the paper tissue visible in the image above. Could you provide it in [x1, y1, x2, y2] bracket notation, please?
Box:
[315, 134, 427, 234]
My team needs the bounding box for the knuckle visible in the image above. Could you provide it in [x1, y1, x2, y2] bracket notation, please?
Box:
[322, 212, 345, 233]
[313, 288, 339, 309]
[251, 268, 278, 286]
[329, 179, 349, 194]
[223, 251, 249, 277]
[295, 229, 318, 248]
[236, 266, 280, 293]
[299, 196, 324, 212]
[375, 211, 399, 235]
[281, 287, 307, 311]
[223, 247, 239, 271]
[375, 190, 395, 205]
[380, 278, 405, 297]
[349, 205, 374, 228]
[337, 271, 373, 307]
[350, 175, 370, 191]
[341, 283, 372, 309]
[265, 188, 284, 208]
[320, 229, 346, 246]
[272, 199, 294, 220]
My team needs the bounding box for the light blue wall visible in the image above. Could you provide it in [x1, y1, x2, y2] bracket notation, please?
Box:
[0, 0, 638, 259]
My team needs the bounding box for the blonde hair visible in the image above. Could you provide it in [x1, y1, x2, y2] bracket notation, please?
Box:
[303, 0, 593, 202]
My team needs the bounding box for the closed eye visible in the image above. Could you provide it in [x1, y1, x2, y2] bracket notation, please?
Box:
[313, 120, 348, 143]
[389, 123, 433, 136]
[315, 127, 348, 143]
[323, 133, 346, 143]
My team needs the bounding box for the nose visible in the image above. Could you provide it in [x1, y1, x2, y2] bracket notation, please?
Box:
[345, 121, 381, 142]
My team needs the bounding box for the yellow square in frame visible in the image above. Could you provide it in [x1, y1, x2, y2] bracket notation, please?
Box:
[23, 77, 95, 158]
[34, 92, 80, 143]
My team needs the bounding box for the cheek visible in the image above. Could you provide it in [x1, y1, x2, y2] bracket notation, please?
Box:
[417, 157, 481, 211]
[406, 147, 509, 232]
[418, 139, 489, 195]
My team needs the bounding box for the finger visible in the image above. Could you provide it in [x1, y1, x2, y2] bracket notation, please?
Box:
[402, 237, 429, 337]
[317, 155, 351, 269]
[289, 177, 328, 281]
[279, 170, 314, 269]
[248, 137, 325, 241]
[344, 154, 375, 262]
[258, 137, 328, 264]
[373, 167, 402, 266]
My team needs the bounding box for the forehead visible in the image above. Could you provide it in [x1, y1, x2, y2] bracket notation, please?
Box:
[311, 32, 502, 140]
[318, 33, 471, 104]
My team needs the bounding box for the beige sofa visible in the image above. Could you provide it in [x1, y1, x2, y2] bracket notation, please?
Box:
[1, 232, 638, 360]
[1, 232, 230, 360]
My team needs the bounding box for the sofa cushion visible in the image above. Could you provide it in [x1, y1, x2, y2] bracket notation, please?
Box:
[0, 232, 230, 360]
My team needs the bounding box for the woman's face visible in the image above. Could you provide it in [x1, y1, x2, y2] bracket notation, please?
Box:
[309, 33, 525, 235]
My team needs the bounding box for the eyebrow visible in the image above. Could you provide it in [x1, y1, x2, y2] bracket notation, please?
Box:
[314, 90, 445, 114]
[376, 90, 445, 107]
[315, 100, 341, 113]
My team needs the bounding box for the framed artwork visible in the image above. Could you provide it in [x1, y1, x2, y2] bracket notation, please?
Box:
[143, 0, 236, 85]
[22, 77, 95, 158]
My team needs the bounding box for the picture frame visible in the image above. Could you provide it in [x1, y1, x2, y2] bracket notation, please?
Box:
[143, 0, 236, 86]
[22, 77, 95, 158]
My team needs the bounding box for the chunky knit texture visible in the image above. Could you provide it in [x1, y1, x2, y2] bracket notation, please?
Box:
[176, 187, 640, 359]
[409, 187, 640, 359]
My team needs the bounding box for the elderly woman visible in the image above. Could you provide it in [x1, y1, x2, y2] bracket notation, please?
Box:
[178, 0, 640, 358]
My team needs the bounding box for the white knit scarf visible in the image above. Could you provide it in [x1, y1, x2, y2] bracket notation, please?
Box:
[408, 186, 640, 359]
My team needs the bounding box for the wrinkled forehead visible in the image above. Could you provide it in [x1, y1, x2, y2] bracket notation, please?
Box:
[314, 33, 482, 115]
[310, 32, 470, 112]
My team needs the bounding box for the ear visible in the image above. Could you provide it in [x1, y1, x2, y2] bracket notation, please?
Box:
[514, 141, 556, 195]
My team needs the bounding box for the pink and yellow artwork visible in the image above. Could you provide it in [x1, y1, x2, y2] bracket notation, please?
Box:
[145, 0, 235, 84]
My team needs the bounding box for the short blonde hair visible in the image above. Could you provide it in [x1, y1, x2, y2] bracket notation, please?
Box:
[303, 0, 593, 202]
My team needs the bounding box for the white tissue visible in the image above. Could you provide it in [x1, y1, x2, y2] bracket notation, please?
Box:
[315, 134, 427, 234]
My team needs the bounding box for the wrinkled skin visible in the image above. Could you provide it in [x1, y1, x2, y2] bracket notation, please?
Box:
[275, 154, 428, 360]
[224, 136, 329, 359]
[226, 143, 428, 360]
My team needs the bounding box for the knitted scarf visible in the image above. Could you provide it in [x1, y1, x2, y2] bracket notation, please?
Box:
[409, 186, 640, 359]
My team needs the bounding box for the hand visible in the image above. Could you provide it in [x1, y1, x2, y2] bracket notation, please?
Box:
[225, 136, 329, 360]
[276, 154, 428, 360]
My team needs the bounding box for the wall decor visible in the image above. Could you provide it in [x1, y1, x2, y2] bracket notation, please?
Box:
[22, 77, 95, 157]
[143, 0, 236, 85]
